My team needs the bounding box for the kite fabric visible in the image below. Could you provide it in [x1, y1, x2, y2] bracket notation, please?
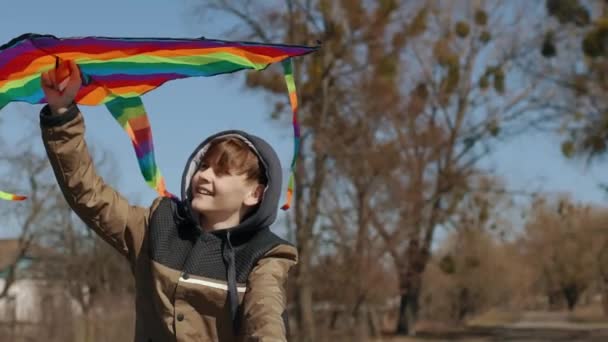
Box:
[0, 33, 317, 209]
[280, 59, 299, 211]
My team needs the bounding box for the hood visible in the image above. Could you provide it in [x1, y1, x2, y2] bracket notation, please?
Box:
[180, 130, 283, 233]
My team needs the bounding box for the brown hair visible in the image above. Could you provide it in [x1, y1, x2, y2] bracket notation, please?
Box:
[200, 137, 267, 184]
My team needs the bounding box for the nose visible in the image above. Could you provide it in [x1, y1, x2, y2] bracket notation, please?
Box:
[197, 166, 215, 183]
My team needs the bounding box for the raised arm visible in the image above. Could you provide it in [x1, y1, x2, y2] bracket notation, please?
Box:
[40, 60, 154, 265]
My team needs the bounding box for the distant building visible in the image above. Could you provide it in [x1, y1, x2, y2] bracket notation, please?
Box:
[0, 239, 67, 323]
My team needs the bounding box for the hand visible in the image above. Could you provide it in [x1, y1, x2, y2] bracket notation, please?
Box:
[41, 60, 82, 114]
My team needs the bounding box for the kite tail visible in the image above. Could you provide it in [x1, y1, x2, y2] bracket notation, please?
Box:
[0, 102, 27, 201]
[0, 191, 27, 201]
[105, 96, 174, 199]
[280, 58, 300, 211]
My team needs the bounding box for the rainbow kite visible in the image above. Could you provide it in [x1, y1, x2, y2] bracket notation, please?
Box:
[0, 33, 317, 210]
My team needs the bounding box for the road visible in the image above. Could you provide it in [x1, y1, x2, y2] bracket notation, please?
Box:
[384, 311, 608, 341]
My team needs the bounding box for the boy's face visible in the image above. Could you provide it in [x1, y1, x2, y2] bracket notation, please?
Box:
[190, 162, 263, 224]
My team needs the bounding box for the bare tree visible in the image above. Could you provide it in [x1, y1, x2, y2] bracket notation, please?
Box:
[190, 0, 547, 337]
[523, 196, 602, 311]
[0, 111, 135, 341]
[39, 148, 135, 342]
[190, 1, 376, 339]
[0, 130, 64, 300]
[362, 1, 545, 335]
[426, 180, 525, 322]
[532, 1, 608, 160]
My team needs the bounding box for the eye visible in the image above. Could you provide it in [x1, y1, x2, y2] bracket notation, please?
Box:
[198, 162, 209, 170]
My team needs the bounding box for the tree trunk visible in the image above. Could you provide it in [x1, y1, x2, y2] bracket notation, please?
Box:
[329, 310, 339, 329]
[294, 168, 316, 342]
[82, 308, 91, 342]
[395, 237, 429, 336]
[293, 136, 327, 342]
[396, 277, 421, 336]
[547, 290, 562, 310]
[351, 186, 372, 342]
[294, 268, 315, 342]
[563, 285, 580, 312]
[367, 307, 382, 338]
[602, 286, 608, 316]
[597, 242, 608, 316]
[293, 211, 316, 342]
[6, 296, 16, 342]
[352, 307, 370, 342]
[457, 287, 471, 321]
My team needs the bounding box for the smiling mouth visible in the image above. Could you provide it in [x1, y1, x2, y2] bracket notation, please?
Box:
[196, 188, 214, 196]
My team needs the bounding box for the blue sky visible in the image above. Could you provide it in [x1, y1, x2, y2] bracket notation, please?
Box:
[0, 1, 606, 238]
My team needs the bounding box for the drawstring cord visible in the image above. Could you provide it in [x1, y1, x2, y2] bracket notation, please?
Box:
[224, 230, 240, 332]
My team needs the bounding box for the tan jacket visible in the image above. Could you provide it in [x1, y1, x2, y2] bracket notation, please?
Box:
[40, 104, 297, 341]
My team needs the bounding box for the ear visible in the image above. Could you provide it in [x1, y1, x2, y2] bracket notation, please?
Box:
[244, 184, 265, 207]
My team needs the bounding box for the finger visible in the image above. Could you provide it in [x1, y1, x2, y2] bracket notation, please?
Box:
[41, 82, 60, 99]
[68, 60, 81, 80]
[65, 62, 82, 99]
[41, 72, 60, 98]
[48, 69, 57, 89]
[42, 71, 60, 94]
[41, 71, 53, 88]
[54, 60, 69, 92]
[66, 62, 81, 88]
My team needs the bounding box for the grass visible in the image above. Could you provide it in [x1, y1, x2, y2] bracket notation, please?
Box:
[467, 308, 521, 327]
[567, 304, 608, 325]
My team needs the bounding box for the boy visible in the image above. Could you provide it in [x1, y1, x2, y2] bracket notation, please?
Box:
[40, 61, 297, 341]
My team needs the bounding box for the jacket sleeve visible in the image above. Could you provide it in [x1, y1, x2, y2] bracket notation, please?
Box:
[40, 104, 156, 265]
[240, 244, 298, 342]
